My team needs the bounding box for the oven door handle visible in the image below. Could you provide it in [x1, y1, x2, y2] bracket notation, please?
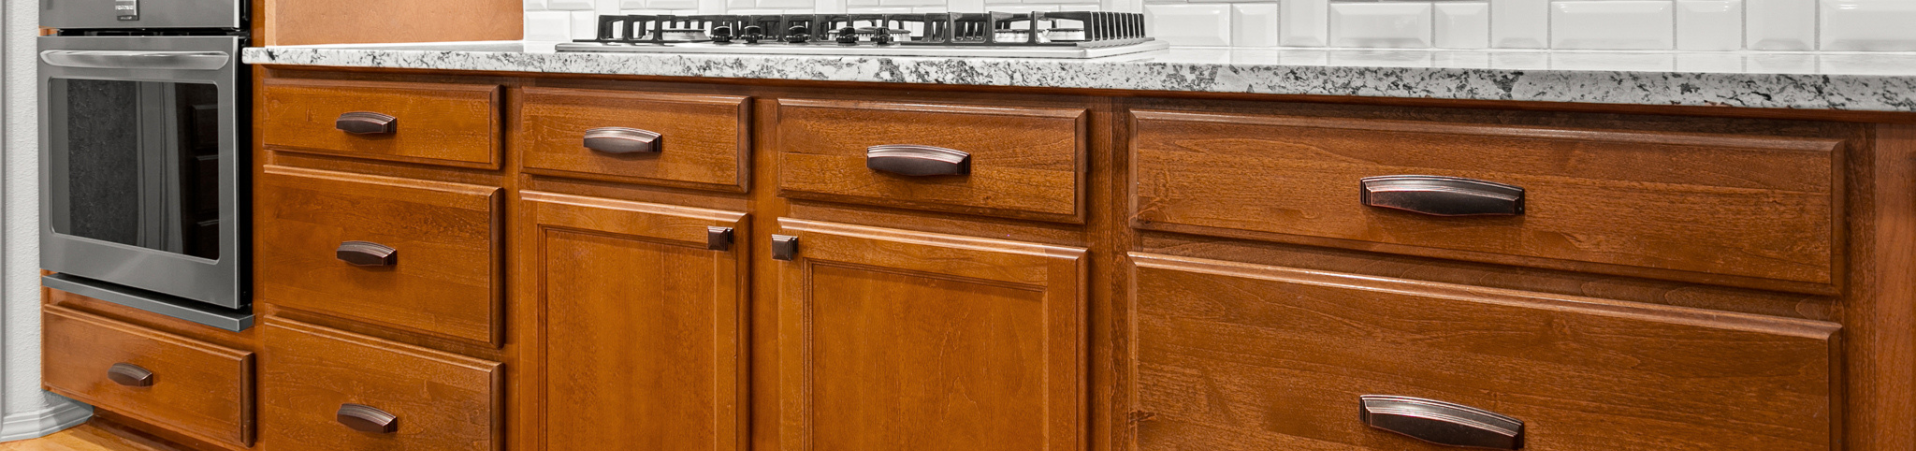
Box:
[40, 50, 231, 71]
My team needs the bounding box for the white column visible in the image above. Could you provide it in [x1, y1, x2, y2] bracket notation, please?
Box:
[0, 1, 95, 441]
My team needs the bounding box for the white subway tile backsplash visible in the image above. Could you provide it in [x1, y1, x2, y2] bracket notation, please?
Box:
[757, 0, 814, 8]
[1147, 3, 1234, 46]
[1550, 1, 1673, 50]
[878, 0, 944, 7]
[1434, 2, 1490, 49]
[525, 10, 573, 40]
[1820, 0, 1916, 51]
[1281, 0, 1329, 46]
[1676, 0, 1741, 51]
[650, 0, 701, 10]
[944, 0, 983, 12]
[1330, 2, 1432, 48]
[1675, 53, 1744, 72]
[1747, 0, 1816, 50]
[569, 10, 601, 39]
[1232, 3, 1280, 47]
[1490, 0, 1548, 48]
[516, 0, 1916, 52]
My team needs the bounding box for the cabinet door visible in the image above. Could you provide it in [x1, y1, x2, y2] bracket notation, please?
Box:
[519, 191, 748, 451]
[775, 219, 1087, 451]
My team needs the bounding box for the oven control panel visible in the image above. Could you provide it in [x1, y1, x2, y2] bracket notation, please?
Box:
[115, 0, 139, 21]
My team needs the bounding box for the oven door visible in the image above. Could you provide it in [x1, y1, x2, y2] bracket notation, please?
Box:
[40, 35, 245, 310]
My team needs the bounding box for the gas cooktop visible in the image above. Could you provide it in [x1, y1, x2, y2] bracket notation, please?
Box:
[554, 12, 1168, 59]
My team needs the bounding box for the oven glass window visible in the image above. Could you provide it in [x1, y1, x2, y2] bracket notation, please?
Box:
[50, 78, 222, 260]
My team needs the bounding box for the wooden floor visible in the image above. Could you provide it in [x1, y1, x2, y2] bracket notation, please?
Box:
[0, 423, 182, 451]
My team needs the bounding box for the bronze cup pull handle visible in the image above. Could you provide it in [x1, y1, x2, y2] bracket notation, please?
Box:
[336, 112, 397, 135]
[1360, 395, 1525, 450]
[107, 363, 154, 387]
[337, 241, 397, 267]
[1361, 175, 1525, 217]
[866, 144, 971, 177]
[336, 404, 398, 434]
[583, 127, 662, 154]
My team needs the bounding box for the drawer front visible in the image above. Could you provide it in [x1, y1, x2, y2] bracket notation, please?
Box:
[262, 78, 502, 169]
[776, 99, 1086, 222]
[257, 166, 502, 344]
[1130, 110, 1843, 287]
[261, 319, 501, 451]
[43, 306, 253, 447]
[520, 87, 750, 191]
[1130, 253, 1839, 451]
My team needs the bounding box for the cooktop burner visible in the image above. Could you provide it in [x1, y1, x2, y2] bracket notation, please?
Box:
[554, 12, 1168, 59]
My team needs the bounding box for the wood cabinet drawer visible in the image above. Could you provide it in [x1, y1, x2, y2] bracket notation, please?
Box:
[519, 87, 750, 191]
[43, 306, 253, 448]
[1130, 110, 1846, 289]
[775, 99, 1087, 222]
[260, 319, 501, 451]
[1130, 253, 1840, 451]
[262, 78, 502, 169]
[257, 166, 502, 345]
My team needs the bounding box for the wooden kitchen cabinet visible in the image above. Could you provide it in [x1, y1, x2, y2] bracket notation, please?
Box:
[259, 318, 503, 451]
[1129, 253, 1841, 451]
[518, 87, 752, 192]
[1129, 108, 1855, 291]
[256, 165, 504, 346]
[516, 191, 748, 451]
[260, 78, 504, 169]
[42, 306, 255, 449]
[773, 98, 1089, 223]
[33, 65, 1891, 451]
[772, 218, 1088, 451]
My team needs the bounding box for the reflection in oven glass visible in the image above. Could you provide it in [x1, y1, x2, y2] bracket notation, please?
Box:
[57, 79, 221, 259]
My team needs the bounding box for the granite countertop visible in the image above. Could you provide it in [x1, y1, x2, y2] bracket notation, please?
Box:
[243, 41, 1916, 112]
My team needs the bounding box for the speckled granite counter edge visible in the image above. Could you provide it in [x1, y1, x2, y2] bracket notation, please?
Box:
[242, 46, 1916, 113]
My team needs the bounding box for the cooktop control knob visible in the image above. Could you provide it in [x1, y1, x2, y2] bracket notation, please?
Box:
[785, 25, 811, 43]
[836, 27, 859, 45]
[872, 27, 895, 45]
[711, 25, 735, 43]
[741, 25, 763, 43]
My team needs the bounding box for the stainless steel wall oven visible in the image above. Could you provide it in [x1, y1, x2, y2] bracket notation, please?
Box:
[40, 0, 252, 330]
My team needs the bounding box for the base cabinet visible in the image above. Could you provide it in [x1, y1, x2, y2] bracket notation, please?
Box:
[518, 191, 748, 451]
[41, 67, 1891, 451]
[773, 219, 1088, 451]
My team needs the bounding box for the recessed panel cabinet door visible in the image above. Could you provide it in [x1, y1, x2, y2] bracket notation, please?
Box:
[775, 219, 1087, 451]
[518, 191, 748, 451]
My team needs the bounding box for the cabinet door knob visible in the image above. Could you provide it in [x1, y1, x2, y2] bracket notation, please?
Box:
[106, 363, 154, 387]
[770, 235, 799, 261]
[1360, 175, 1525, 217]
[583, 127, 662, 154]
[336, 112, 397, 135]
[866, 144, 971, 177]
[708, 226, 736, 251]
[336, 404, 399, 434]
[1359, 395, 1525, 450]
[336, 241, 397, 267]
